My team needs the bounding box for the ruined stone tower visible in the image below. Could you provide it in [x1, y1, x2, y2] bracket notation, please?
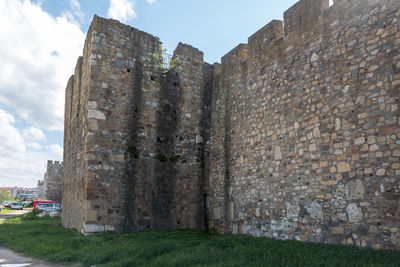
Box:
[62, 16, 212, 233]
[62, 0, 400, 250]
[37, 180, 44, 199]
[43, 160, 62, 203]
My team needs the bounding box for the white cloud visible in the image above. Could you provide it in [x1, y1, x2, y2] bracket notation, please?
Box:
[47, 144, 63, 157]
[64, 0, 84, 24]
[23, 126, 46, 141]
[0, 148, 51, 187]
[0, 109, 57, 187]
[0, 110, 26, 155]
[26, 142, 43, 150]
[146, 0, 156, 4]
[0, 0, 85, 131]
[107, 0, 137, 22]
[34, 0, 44, 6]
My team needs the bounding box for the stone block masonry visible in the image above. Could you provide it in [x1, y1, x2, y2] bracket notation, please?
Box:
[62, 0, 400, 250]
[210, 0, 400, 249]
[62, 16, 212, 233]
[43, 160, 62, 203]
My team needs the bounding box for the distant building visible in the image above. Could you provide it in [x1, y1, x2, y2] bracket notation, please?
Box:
[11, 187, 18, 198]
[10, 187, 37, 200]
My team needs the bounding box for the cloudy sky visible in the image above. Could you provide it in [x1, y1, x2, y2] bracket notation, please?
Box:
[0, 0, 300, 187]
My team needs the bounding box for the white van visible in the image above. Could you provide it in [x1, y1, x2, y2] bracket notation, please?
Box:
[36, 203, 62, 212]
[10, 202, 23, 210]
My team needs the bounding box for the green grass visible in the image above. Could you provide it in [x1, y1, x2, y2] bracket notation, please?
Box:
[0, 213, 399, 267]
[0, 207, 18, 214]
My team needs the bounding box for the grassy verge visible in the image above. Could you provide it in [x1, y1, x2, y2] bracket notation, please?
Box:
[0, 207, 18, 214]
[0, 212, 399, 267]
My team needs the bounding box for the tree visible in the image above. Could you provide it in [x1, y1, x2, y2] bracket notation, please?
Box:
[0, 190, 12, 202]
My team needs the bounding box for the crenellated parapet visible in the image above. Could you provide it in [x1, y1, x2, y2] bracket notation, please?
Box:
[284, 0, 329, 37]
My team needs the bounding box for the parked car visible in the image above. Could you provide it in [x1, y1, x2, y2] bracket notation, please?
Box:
[36, 203, 62, 212]
[3, 201, 11, 208]
[10, 202, 23, 210]
[33, 200, 55, 210]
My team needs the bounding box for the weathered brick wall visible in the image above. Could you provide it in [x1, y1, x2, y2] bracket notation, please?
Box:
[62, 16, 212, 234]
[209, 0, 400, 249]
[44, 160, 62, 203]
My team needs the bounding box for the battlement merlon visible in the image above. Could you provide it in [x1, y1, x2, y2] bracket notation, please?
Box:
[91, 15, 160, 40]
[46, 160, 63, 166]
[73, 57, 83, 89]
[212, 63, 222, 76]
[64, 75, 74, 120]
[283, 0, 329, 37]
[248, 20, 283, 60]
[221, 44, 248, 69]
[63, 74, 74, 161]
[217, 0, 329, 65]
[248, 20, 283, 48]
[174, 42, 204, 61]
[90, 15, 161, 56]
[65, 75, 74, 104]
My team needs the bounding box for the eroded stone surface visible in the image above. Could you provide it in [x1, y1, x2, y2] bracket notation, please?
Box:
[345, 180, 365, 200]
[306, 201, 323, 220]
[346, 203, 363, 223]
[286, 203, 300, 218]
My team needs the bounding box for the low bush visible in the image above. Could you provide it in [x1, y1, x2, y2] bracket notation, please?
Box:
[24, 201, 34, 208]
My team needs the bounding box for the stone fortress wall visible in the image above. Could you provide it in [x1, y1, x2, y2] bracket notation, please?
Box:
[37, 180, 45, 198]
[62, 0, 400, 249]
[43, 160, 62, 203]
[209, 0, 400, 249]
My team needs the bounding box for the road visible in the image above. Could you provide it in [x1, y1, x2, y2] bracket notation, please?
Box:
[0, 209, 62, 267]
[0, 209, 31, 221]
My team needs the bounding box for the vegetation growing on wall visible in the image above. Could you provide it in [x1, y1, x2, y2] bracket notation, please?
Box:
[148, 44, 178, 74]
[125, 145, 140, 160]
